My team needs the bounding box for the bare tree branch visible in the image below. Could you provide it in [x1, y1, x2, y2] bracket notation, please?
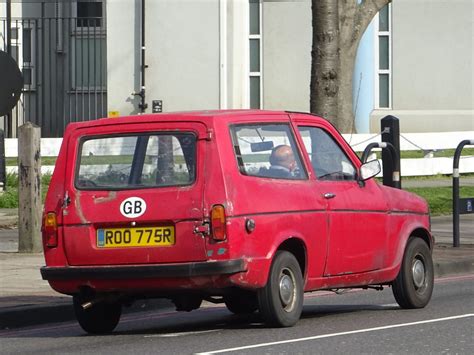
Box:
[357, 0, 392, 37]
[338, 1, 358, 48]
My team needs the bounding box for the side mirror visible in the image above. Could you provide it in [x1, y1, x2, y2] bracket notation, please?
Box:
[359, 159, 381, 181]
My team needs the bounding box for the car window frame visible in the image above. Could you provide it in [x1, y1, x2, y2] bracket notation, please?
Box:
[229, 122, 308, 181]
[74, 131, 198, 191]
[295, 125, 358, 182]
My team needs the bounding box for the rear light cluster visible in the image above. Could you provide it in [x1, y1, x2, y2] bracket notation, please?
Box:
[210, 205, 226, 241]
[42, 212, 58, 247]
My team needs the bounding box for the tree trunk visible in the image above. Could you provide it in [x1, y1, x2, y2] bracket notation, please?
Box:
[310, 0, 339, 127]
[311, 0, 391, 133]
[338, 45, 358, 133]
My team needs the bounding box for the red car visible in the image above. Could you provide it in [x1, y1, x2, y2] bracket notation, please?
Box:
[41, 110, 434, 333]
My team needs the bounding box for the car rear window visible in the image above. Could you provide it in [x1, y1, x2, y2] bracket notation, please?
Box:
[75, 133, 196, 190]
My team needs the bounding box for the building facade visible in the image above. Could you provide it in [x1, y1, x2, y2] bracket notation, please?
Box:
[1, 0, 472, 136]
[367, 0, 474, 132]
[1, 0, 107, 137]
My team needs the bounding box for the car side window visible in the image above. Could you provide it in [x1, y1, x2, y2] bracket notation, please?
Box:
[231, 124, 307, 180]
[298, 126, 357, 181]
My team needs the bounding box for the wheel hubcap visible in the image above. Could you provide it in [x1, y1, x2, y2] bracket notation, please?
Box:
[412, 258, 425, 288]
[279, 268, 295, 311]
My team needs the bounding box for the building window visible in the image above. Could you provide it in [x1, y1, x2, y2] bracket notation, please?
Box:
[72, 0, 106, 90]
[77, 1, 103, 28]
[375, 4, 391, 109]
[249, 0, 262, 109]
[6, 24, 36, 90]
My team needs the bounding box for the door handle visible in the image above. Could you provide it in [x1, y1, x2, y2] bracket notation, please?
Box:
[323, 192, 336, 199]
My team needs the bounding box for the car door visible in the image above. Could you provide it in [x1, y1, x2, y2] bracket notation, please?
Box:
[294, 122, 389, 276]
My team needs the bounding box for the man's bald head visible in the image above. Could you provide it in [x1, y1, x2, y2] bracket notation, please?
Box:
[270, 145, 296, 171]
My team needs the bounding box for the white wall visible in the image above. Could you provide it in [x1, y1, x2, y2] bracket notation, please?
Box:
[370, 0, 474, 132]
[107, 0, 141, 116]
[106, 0, 314, 115]
[146, 0, 220, 112]
[262, 0, 311, 111]
[107, 0, 220, 116]
[106, 0, 473, 134]
[226, 0, 248, 109]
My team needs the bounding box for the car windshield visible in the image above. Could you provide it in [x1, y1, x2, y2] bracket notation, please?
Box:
[75, 133, 196, 190]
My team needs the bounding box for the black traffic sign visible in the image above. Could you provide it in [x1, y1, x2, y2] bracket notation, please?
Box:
[0, 50, 23, 116]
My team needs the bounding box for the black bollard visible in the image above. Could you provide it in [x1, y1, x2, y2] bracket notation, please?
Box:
[381, 116, 401, 189]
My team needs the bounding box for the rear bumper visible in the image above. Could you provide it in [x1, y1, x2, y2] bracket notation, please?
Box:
[41, 259, 246, 281]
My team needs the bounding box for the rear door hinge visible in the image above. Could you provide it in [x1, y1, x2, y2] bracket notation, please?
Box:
[63, 191, 71, 208]
[194, 222, 210, 236]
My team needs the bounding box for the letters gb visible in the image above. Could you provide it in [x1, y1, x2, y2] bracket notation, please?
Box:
[120, 197, 147, 218]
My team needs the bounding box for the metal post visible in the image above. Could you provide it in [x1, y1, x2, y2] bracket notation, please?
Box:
[139, 0, 147, 113]
[381, 115, 401, 188]
[6, 0, 11, 55]
[6, 0, 12, 137]
[453, 139, 474, 247]
[0, 129, 5, 191]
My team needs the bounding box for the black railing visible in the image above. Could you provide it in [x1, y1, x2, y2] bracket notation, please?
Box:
[452, 139, 474, 247]
[1, 8, 107, 137]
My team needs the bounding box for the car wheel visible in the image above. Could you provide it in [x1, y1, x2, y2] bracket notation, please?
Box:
[392, 237, 434, 309]
[224, 289, 258, 315]
[73, 295, 122, 334]
[257, 250, 304, 327]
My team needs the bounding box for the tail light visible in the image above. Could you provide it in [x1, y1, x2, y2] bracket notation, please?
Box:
[211, 205, 226, 241]
[42, 212, 58, 248]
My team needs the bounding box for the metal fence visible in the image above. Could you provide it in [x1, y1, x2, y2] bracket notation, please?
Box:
[1, 1, 107, 137]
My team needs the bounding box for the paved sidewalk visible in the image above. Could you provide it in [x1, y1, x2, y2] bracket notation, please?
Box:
[0, 210, 473, 329]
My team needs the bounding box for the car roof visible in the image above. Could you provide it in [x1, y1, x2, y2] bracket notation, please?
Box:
[65, 110, 323, 131]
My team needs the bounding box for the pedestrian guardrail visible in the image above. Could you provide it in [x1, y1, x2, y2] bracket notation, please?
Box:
[453, 139, 474, 247]
[362, 141, 400, 189]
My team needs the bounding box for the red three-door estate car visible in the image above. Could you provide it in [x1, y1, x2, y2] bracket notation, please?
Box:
[41, 110, 434, 334]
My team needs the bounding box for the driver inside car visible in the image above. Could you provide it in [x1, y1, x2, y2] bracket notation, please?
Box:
[266, 144, 298, 178]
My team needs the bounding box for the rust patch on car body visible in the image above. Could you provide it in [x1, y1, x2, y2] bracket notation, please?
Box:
[74, 191, 88, 224]
[93, 191, 117, 204]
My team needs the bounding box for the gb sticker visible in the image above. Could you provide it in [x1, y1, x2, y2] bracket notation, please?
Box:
[120, 197, 146, 218]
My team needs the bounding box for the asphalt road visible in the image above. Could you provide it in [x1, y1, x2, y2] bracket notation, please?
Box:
[1, 274, 473, 354]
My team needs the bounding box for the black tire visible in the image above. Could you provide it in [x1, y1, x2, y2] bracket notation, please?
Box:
[224, 289, 259, 315]
[392, 237, 434, 309]
[73, 296, 122, 334]
[257, 251, 304, 327]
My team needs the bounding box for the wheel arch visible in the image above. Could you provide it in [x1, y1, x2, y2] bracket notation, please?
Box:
[277, 237, 307, 280]
[385, 220, 433, 283]
[410, 227, 434, 250]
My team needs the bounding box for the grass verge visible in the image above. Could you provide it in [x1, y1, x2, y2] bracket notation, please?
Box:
[0, 173, 51, 208]
[405, 186, 474, 216]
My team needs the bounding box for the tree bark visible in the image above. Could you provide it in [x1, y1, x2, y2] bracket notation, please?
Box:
[311, 0, 391, 133]
[310, 0, 339, 127]
[338, 45, 358, 133]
